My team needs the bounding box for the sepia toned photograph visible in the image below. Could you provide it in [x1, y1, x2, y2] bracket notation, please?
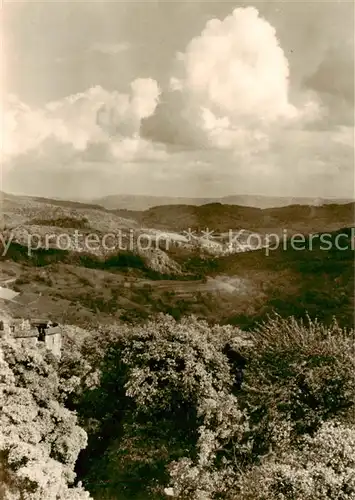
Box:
[0, 1, 354, 498]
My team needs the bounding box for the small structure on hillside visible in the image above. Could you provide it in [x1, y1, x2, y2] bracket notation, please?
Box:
[0, 317, 62, 359]
[0, 285, 62, 358]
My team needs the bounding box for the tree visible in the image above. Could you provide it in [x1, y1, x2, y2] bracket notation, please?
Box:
[0, 334, 92, 499]
[71, 315, 252, 499]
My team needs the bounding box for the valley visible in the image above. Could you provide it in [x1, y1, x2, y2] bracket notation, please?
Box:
[1, 191, 354, 331]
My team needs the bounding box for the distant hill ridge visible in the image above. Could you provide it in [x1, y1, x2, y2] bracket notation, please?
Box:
[91, 193, 354, 211]
[2, 190, 354, 215]
[113, 201, 355, 233]
[1, 191, 354, 234]
[0, 191, 110, 213]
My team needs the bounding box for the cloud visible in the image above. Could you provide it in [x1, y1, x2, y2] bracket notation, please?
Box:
[2, 6, 353, 200]
[2, 79, 162, 163]
[143, 7, 321, 152]
[4, 125, 353, 200]
[332, 126, 354, 148]
[305, 41, 354, 104]
[176, 7, 296, 122]
[304, 40, 354, 126]
[90, 41, 131, 55]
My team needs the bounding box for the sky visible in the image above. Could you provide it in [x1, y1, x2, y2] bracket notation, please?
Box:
[1, 0, 354, 200]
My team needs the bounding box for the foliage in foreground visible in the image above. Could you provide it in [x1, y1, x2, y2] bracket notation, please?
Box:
[236, 420, 355, 500]
[58, 314, 355, 499]
[1, 313, 353, 499]
[0, 335, 92, 500]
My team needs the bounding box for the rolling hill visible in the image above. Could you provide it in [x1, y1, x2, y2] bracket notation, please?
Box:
[92, 193, 354, 211]
[0, 192, 353, 331]
[118, 201, 355, 234]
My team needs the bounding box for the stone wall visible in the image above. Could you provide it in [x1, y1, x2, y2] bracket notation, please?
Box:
[44, 329, 62, 358]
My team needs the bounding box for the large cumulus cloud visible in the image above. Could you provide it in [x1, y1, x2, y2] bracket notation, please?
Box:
[2, 78, 162, 163]
[142, 7, 320, 152]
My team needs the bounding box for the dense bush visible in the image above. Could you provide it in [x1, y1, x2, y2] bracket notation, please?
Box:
[2, 313, 353, 499]
[241, 315, 355, 458]
[62, 314, 354, 500]
[0, 335, 92, 499]
[235, 421, 355, 500]
[64, 316, 251, 499]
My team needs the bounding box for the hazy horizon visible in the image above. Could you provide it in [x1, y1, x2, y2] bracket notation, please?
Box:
[2, 188, 353, 206]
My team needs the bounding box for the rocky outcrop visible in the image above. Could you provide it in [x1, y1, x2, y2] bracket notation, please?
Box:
[138, 248, 182, 275]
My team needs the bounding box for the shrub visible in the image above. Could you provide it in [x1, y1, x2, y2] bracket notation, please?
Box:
[235, 420, 355, 500]
[64, 315, 354, 500]
[240, 315, 355, 458]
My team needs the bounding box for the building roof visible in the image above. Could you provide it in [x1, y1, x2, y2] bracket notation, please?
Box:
[13, 326, 62, 339]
